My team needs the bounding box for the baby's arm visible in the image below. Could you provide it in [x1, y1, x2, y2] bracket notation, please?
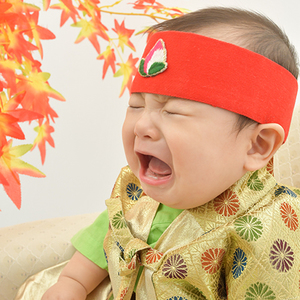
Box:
[42, 251, 108, 300]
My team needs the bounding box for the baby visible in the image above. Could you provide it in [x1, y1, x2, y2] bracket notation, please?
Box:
[41, 7, 299, 300]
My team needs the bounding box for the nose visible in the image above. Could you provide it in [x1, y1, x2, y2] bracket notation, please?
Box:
[134, 111, 160, 140]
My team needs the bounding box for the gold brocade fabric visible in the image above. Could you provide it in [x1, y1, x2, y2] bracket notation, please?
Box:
[14, 261, 113, 300]
[104, 166, 300, 300]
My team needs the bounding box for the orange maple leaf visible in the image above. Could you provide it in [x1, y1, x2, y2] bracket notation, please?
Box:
[43, 0, 51, 11]
[0, 61, 19, 93]
[112, 19, 136, 52]
[32, 120, 54, 164]
[0, 90, 25, 112]
[0, 112, 24, 145]
[0, 90, 43, 148]
[25, 11, 56, 58]
[132, 0, 156, 12]
[51, 0, 79, 27]
[97, 46, 116, 79]
[72, 18, 108, 53]
[7, 0, 40, 15]
[16, 71, 65, 121]
[4, 26, 38, 64]
[114, 53, 138, 97]
[77, 0, 100, 18]
[0, 3, 17, 25]
[0, 90, 43, 121]
[0, 140, 45, 209]
[0, 2, 13, 13]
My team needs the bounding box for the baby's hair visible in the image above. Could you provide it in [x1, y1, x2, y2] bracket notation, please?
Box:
[149, 7, 299, 132]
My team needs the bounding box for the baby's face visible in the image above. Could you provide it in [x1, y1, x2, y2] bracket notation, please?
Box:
[122, 93, 253, 209]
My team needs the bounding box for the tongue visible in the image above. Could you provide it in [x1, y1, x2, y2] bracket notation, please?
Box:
[148, 156, 171, 176]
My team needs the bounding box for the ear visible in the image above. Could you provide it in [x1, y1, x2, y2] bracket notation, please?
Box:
[244, 123, 285, 171]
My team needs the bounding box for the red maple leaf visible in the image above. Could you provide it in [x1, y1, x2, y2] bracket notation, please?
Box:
[4, 26, 38, 64]
[0, 61, 19, 93]
[133, 0, 156, 10]
[32, 120, 54, 164]
[16, 71, 65, 121]
[51, 0, 79, 27]
[114, 53, 138, 97]
[0, 140, 45, 209]
[97, 46, 116, 79]
[77, 0, 100, 18]
[112, 19, 136, 52]
[72, 18, 108, 53]
[0, 112, 24, 145]
[0, 90, 43, 147]
[24, 11, 56, 59]
[43, 0, 51, 11]
[0, 2, 13, 13]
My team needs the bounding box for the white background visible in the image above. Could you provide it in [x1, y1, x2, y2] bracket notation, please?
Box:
[1, 0, 300, 227]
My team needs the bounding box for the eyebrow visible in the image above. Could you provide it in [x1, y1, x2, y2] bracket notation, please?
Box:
[150, 93, 172, 103]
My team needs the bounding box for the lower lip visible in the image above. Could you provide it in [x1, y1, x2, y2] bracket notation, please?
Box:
[139, 167, 172, 186]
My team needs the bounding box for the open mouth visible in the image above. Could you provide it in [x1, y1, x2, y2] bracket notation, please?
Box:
[137, 153, 172, 181]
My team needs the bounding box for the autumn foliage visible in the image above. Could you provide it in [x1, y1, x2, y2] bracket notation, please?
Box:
[0, 0, 185, 209]
[51, 0, 185, 96]
[0, 0, 64, 209]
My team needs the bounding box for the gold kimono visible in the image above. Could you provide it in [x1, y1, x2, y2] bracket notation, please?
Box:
[104, 166, 300, 300]
[16, 165, 300, 300]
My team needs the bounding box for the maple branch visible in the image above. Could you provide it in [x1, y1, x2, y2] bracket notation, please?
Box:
[99, 10, 169, 21]
[98, 0, 123, 10]
[110, 38, 125, 64]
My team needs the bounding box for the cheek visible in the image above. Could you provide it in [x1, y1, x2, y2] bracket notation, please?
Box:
[122, 115, 134, 146]
[122, 118, 138, 167]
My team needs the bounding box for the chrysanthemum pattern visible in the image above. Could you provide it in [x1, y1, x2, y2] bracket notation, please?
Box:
[119, 287, 128, 300]
[127, 249, 138, 270]
[245, 282, 276, 300]
[145, 248, 163, 264]
[280, 202, 298, 231]
[214, 190, 240, 217]
[247, 170, 264, 191]
[294, 188, 300, 196]
[126, 183, 143, 201]
[275, 185, 297, 198]
[127, 257, 136, 270]
[266, 158, 274, 175]
[106, 167, 300, 298]
[162, 254, 188, 279]
[232, 248, 247, 279]
[201, 248, 225, 274]
[269, 239, 294, 272]
[112, 211, 127, 229]
[234, 215, 263, 241]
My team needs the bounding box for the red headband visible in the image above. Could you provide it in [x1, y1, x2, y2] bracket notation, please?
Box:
[131, 31, 298, 141]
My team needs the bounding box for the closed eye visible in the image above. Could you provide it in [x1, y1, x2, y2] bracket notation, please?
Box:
[129, 105, 144, 109]
[163, 110, 184, 116]
[163, 109, 178, 115]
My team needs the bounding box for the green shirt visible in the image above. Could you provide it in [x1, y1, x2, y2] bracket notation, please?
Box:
[71, 204, 183, 270]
